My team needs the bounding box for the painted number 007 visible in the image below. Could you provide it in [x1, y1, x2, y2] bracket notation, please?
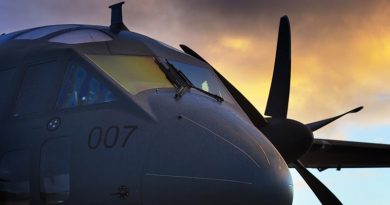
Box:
[88, 125, 138, 149]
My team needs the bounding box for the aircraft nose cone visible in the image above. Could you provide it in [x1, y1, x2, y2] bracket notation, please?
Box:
[141, 92, 293, 204]
[251, 149, 294, 204]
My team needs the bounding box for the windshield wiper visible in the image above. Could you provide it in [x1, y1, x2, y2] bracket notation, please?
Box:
[154, 57, 224, 102]
[154, 58, 188, 96]
[166, 61, 224, 102]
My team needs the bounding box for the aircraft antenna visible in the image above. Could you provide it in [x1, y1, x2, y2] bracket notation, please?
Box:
[109, 1, 129, 33]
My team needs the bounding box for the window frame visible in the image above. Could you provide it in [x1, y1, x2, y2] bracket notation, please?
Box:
[12, 59, 64, 118]
[55, 55, 125, 112]
[85, 54, 175, 96]
[48, 29, 113, 45]
[14, 25, 80, 40]
[80, 53, 176, 100]
[167, 59, 237, 104]
[0, 67, 18, 120]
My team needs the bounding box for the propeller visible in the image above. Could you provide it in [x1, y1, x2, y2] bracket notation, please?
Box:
[180, 44, 268, 127]
[293, 160, 342, 205]
[306, 106, 363, 131]
[265, 16, 291, 118]
[179, 15, 362, 205]
[262, 16, 360, 204]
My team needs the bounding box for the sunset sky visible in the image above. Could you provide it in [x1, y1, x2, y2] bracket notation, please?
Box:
[1, 0, 389, 204]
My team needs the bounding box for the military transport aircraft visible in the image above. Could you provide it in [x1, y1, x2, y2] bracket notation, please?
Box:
[0, 2, 389, 205]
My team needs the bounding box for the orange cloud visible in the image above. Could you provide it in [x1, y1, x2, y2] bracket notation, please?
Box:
[220, 36, 251, 52]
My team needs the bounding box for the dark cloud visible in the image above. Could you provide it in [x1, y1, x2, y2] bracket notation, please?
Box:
[0, 0, 388, 123]
[157, 0, 383, 34]
[1, 0, 386, 43]
[0, 0, 106, 32]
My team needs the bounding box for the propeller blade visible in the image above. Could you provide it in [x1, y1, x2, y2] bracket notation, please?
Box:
[293, 160, 342, 205]
[306, 106, 363, 132]
[265, 15, 291, 118]
[179, 44, 209, 65]
[179, 44, 268, 127]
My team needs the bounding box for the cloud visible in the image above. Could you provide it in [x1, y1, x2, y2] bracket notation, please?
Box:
[1, 0, 389, 134]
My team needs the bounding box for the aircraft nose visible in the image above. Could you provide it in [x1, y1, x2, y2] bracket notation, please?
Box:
[142, 94, 293, 204]
[251, 147, 294, 204]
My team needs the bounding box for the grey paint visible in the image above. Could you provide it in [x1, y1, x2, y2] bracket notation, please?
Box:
[0, 25, 292, 204]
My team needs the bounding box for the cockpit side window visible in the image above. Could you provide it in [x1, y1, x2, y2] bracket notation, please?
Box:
[0, 68, 17, 121]
[56, 60, 116, 109]
[13, 61, 62, 117]
[168, 60, 235, 103]
[15, 25, 79, 40]
[48, 29, 112, 44]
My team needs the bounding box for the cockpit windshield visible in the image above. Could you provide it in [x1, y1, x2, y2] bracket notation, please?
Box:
[86, 55, 173, 95]
[168, 60, 234, 103]
[85, 55, 234, 104]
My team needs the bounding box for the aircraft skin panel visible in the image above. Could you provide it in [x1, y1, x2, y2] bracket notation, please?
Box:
[296, 138, 390, 169]
[138, 89, 292, 205]
[57, 107, 148, 204]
